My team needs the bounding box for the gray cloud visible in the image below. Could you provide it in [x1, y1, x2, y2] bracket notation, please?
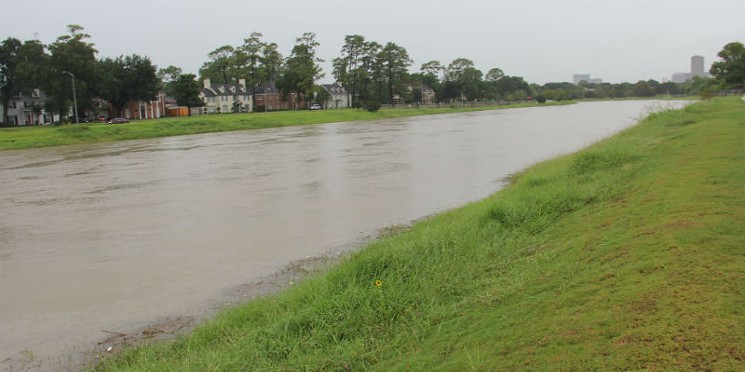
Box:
[3, 0, 743, 83]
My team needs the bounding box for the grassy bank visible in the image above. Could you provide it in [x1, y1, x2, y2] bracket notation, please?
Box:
[0, 101, 568, 151]
[97, 98, 744, 371]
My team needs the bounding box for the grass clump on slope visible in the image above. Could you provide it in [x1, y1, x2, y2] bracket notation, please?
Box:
[98, 97, 745, 371]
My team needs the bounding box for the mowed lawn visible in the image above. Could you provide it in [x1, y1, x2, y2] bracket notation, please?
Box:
[96, 98, 745, 371]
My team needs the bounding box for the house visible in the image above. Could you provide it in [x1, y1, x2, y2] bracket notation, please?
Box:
[420, 84, 436, 104]
[407, 83, 436, 104]
[121, 93, 176, 119]
[200, 79, 253, 114]
[253, 81, 307, 111]
[321, 83, 349, 109]
[253, 81, 282, 111]
[1, 89, 59, 125]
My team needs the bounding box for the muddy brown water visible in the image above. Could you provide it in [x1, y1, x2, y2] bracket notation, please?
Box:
[0, 101, 686, 369]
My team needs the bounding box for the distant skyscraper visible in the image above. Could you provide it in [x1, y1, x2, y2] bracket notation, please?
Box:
[573, 74, 602, 85]
[672, 55, 708, 83]
[691, 55, 705, 77]
[573, 74, 591, 84]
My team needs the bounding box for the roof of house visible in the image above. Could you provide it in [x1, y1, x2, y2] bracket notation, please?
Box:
[421, 83, 435, 93]
[203, 82, 248, 97]
[407, 83, 435, 93]
[253, 81, 278, 95]
[322, 83, 347, 95]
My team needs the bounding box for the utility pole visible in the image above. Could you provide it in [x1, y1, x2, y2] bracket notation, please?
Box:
[61, 71, 79, 124]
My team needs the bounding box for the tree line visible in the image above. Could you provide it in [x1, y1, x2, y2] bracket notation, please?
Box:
[2, 24, 743, 125]
[0, 25, 161, 124]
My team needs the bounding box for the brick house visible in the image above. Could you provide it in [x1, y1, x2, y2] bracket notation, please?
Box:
[121, 93, 175, 119]
[253, 81, 282, 112]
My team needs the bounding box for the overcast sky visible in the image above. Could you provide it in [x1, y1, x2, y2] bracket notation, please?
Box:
[3, 0, 744, 84]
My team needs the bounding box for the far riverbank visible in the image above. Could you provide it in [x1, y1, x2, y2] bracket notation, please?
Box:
[0, 101, 572, 151]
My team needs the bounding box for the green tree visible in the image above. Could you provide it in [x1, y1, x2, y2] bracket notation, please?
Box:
[542, 88, 566, 101]
[608, 83, 633, 98]
[379, 42, 412, 105]
[1, 38, 51, 124]
[278, 32, 324, 109]
[494, 76, 532, 100]
[333, 35, 366, 108]
[541, 82, 583, 100]
[685, 75, 720, 99]
[262, 42, 283, 83]
[485, 68, 504, 82]
[200, 45, 239, 83]
[441, 58, 475, 102]
[483, 67, 505, 100]
[710, 41, 745, 88]
[421, 60, 444, 82]
[158, 65, 182, 96]
[441, 59, 486, 102]
[240, 32, 267, 107]
[507, 89, 528, 101]
[96, 54, 159, 117]
[632, 80, 655, 97]
[0, 38, 23, 124]
[656, 81, 682, 96]
[16, 40, 49, 93]
[45, 25, 98, 120]
[419, 60, 444, 102]
[170, 73, 204, 108]
[313, 84, 330, 106]
[358, 41, 381, 108]
[445, 58, 475, 82]
[461, 67, 485, 101]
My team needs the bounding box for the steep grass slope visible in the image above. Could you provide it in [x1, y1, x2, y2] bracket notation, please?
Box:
[99, 98, 745, 371]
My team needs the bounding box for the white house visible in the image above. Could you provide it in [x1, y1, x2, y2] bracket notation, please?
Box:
[1, 89, 59, 125]
[321, 83, 349, 109]
[200, 79, 253, 114]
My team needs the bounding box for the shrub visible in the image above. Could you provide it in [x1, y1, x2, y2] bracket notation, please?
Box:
[365, 101, 381, 112]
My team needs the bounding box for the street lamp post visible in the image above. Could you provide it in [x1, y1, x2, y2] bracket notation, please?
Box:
[61, 71, 79, 124]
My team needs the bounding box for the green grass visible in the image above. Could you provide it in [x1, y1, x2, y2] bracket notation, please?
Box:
[96, 97, 745, 371]
[0, 102, 569, 151]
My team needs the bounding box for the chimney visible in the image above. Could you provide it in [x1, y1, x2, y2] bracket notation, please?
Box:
[238, 79, 246, 89]
[203, 78, 211, 89]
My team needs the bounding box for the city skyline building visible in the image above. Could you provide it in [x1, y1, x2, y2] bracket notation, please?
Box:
[573, 74, 603, 85]
[672, 55, 709, 83]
